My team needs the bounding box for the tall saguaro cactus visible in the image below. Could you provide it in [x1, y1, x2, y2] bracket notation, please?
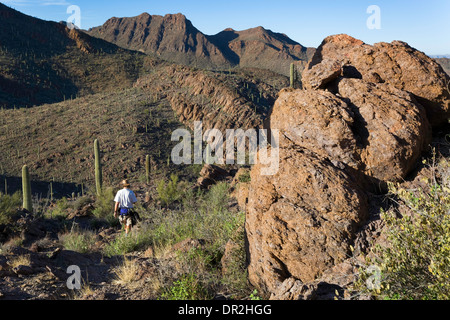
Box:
[146, 155, 150, 184]
[22, 165, 32, 212]
[94, 139, 102, 196]
[290, 63, 296, 88]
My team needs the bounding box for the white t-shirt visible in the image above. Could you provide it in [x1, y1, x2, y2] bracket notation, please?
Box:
[114, 188, 138, 208]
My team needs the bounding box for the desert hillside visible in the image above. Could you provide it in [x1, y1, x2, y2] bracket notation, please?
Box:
[0, 3, 160, 109]
[436, 57, 450, 76]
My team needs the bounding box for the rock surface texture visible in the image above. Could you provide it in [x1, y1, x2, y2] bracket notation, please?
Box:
[305, 34, 450, 127]
[246, 34, 449, 299]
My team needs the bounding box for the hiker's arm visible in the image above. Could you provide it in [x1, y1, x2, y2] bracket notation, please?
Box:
[114, 202, 119, 217]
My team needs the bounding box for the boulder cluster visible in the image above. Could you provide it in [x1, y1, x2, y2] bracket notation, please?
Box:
[245, 34, 450, 299]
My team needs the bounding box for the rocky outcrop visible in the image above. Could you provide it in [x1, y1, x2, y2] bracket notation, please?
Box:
[435, 57, 450, 76]
[135, 64, 283, 133]
[305, 34, 450, 126]
[246, 34, 447, 299]
[246, 146, 368, 295]
[271, 82, 430, 182]
[301, 59, 343, 90]
[196, 164, 230, 189]
[166, 67, 262, 132]
[337, 78, 430, 181]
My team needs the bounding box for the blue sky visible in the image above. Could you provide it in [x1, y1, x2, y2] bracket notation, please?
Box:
[2, 0, 449, 55]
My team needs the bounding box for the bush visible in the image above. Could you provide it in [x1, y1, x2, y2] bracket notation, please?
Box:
[161, 273, 210, 300]
[103, 225, 152, 257]
[59, 228, 97, 254]
[238, 170, 251, 183]
[360, 156, 450, 300]
[0, 192, 21, 225]
[92, 187, 115, 219]
[46, 197, 70, 220]
[149, 182, 241, 253]
[220, 225, 250, 296]
[156, 174, 181, 207]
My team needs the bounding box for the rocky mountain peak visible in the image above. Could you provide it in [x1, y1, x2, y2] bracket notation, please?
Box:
[87, 12, 315, 75]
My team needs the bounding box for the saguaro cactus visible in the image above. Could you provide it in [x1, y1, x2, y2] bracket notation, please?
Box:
[290, 63, 296, 88]
[146, 155, 150, 184]
[22, 165, 32, 212]
[94, 139, 102, 196]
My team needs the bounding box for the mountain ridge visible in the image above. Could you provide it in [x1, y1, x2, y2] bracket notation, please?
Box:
[0, 3, 161, 108]
[87, 12, 316, 76]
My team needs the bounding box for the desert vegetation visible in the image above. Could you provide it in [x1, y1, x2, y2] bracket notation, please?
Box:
[355, 153, 450, 300]
[0, 168, 251, 300]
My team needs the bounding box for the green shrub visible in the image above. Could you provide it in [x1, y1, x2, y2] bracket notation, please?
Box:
[202, 182, 229, 214]
[103, 225, 152, 257]
[46, 197, 70, 220]
[250, 289, 263, 300]
[161, 273, 210, 300]
[92, 187, 115, 219]
[220, 225, 250, 296]
[59, 228, 97, 254]
[72, 195, 94, 211]
[150, 182, 241, 252]
[157, 174, 181, 207]
[359, 156, 450, 300]
[238, 170, 251, 183]
[0, 192, 22, 225]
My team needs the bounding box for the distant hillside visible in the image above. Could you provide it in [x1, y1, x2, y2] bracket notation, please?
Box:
[0, 64, 287, 197]
[87, 13, 230, 70]
[435, 58, 450, 76]
[208, 27, 315, 76]
[0, 3, 160, 109]
[87, 13, 315, 76]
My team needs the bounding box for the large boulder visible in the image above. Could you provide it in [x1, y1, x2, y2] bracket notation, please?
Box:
[246, 146, 368, 295]
[304, 34, 450, 126]
[270, 88, 360, 169]
[301, 59, 343, 90]
[337, 78, 430, 181]
[271, 82, 430, 182]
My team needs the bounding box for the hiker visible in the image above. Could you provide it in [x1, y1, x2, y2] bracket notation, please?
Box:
[114, 179, 138, 235]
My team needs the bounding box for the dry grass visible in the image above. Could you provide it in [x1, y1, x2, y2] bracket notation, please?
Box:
[8, 254, 31, 268]
[112, 257, 139, 285]
[72, 281, 96, 300]
[0, 236, 23, 254]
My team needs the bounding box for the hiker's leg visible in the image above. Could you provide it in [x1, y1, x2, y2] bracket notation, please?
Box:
[125, 218, 132, 234]
[119, 216, 125, 231]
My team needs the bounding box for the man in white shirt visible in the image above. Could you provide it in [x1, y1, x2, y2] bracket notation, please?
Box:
[114, 179, 138, 235]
